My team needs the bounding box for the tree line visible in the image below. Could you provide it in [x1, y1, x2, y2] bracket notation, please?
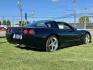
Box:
[0, 20, 28, 27]
[0, 20, 11, 26]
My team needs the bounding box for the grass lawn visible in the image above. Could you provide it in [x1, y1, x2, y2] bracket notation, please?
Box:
[0, 38, 93, 70]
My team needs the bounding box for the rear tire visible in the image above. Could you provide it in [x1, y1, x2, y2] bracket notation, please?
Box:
[46, 35, 58, 52]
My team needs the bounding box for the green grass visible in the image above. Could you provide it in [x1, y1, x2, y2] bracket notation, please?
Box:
[0, 38, 93, 70]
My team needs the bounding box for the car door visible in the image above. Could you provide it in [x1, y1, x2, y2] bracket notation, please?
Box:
[57, 22, 81, 43]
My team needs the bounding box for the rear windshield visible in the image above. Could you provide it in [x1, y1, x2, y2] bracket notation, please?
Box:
[25, 21, 47, 28]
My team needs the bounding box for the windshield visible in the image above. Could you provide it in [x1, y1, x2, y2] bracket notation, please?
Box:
[25, 21, 47, 28]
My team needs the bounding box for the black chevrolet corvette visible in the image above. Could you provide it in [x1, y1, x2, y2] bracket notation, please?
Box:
[6, 20, 91, 52]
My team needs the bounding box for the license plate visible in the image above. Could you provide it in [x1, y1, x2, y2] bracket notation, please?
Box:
[13, 34, 22, 39]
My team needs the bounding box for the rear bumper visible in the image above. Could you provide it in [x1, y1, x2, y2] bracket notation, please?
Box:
[6, 33, 47, 49]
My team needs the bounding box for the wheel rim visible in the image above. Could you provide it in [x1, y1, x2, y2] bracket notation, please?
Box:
[46, 36, 58, 52]
[85, 34, 90, 44]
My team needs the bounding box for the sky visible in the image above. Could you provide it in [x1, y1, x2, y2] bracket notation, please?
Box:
[0, 0, 93, 23]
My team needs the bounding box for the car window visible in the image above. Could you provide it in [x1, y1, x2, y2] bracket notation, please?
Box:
[46, 21, 57, 28]
[58, 24, 64, 29]
[36, 22, 46, 27]
[25, 21, 47, 28]
[46, 23, 52, 28]
[58, 23, 71, 30]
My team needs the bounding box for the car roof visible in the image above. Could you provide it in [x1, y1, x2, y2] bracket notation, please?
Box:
[30, 20, 67, 24]
[29, 20, 68, 26]
[37, 20, 56, 23]
[45, 20, 67, 23]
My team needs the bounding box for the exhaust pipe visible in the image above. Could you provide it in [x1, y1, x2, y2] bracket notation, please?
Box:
[16, 44, 26, 47]
[20, 44, 26, 47]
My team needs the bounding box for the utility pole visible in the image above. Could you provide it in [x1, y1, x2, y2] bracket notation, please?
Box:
[84, 16, 87, 29]
[84, 8, 88, 29]
[31, 10, 35, 22]
[25, 12, 28, 25]
[72, 0, 77, 24]
[17, 0, 23, 26]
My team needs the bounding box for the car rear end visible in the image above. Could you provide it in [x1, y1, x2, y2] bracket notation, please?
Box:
[6, 27, 47, 49]
[6, 27, 22, 44]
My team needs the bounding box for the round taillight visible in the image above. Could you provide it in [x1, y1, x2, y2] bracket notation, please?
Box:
[23, 30, 28, 34]
[23, 29, 35, 35]
[29, 30, 34, 35]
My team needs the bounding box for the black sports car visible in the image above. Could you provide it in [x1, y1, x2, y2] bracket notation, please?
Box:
[6, 20, 91, 52]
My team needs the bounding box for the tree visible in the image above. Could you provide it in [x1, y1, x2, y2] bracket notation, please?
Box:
[7, 20, 11, 26]
[19, 21, 26, 26]
[2, 20, 7, 25]
[79, 16, 90, 23]
[0, 21, 1, 25]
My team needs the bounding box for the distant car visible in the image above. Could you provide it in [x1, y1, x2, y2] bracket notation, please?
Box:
[0, 27, 6, 31]
[6, 20, 91, 52]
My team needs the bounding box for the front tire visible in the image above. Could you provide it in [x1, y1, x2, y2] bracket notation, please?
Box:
[83, 33, 91, 44]
[46, 35, 58, 52]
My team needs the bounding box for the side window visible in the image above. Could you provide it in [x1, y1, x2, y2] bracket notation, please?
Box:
[58, 23, 71, 30]
[64, 24, 71, 29]
[46, 21, 58, 28]
[47, 23, 52, 28]
[58, 24, 64, 29]
[36, 22, 47, 27]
